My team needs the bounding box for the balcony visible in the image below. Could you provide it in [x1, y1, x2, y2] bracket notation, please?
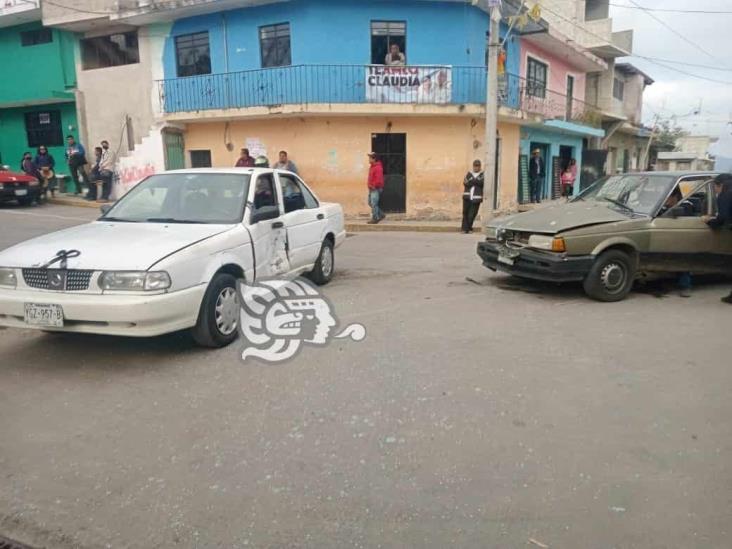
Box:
[157, 64, 601, 129]
[582, 19, 632, 58]
[0, 0, 40, 28]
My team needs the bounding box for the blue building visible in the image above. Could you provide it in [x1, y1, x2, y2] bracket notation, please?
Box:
[131, 0, 599, 216]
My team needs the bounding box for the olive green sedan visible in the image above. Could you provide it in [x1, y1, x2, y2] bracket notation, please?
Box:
[477, 172, 732, 301]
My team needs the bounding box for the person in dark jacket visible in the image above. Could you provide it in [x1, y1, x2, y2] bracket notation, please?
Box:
[702, 173, 732, 303]
[461, 159, 484, 233]
[529, 148, 545, 203]
[34, 146, 56, 199]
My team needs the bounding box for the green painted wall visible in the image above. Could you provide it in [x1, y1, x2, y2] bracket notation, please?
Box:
[0, 22, 76, 104]
[0, 103, 78, 172]
[0, 22, 79, 173]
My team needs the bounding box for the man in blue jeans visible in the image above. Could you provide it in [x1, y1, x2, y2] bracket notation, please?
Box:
[367, 152, 385, 224]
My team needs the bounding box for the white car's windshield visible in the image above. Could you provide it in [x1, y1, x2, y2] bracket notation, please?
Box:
[575, 174, 677, 216]
[102, 173, 251, 224]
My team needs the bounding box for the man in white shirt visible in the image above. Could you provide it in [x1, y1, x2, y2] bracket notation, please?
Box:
[99, 140, 116, 201]
[385, 43, 405, 66]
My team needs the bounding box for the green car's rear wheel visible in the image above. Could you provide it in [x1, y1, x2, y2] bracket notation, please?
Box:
[583, 249, 636, 302]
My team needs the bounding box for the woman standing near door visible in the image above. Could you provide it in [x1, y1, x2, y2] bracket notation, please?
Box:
[461, 160, 484, 233]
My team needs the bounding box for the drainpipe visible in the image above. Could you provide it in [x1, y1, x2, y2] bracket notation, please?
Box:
[222, 13, 230, 108]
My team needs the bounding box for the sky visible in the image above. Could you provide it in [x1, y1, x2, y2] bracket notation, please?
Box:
[609, 0, 732, 137]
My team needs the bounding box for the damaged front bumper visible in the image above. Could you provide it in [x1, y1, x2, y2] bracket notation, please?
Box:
[477, 240, 594, 283]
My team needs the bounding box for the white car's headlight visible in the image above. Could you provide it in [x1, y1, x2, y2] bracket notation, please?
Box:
[528, 234, 566, 252]
[485, 226, 498, 239]
[99, 271, 171, 291]
[0, 268, 17, 288]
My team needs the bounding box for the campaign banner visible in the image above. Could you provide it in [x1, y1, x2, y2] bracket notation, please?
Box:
[366, 66, 452, 104]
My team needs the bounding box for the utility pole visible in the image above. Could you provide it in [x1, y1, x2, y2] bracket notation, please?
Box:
[484, 0, 501, 219]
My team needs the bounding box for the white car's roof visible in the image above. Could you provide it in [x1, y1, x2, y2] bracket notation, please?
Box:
[161, 168, 290, 176]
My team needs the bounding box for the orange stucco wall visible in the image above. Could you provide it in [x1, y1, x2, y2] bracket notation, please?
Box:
[182, 116, 521, 219]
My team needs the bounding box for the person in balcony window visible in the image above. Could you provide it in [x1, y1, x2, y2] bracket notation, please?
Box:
[529, 148, 545, 203]
[235, 148, 255, 168]
[461, 160, 484, 234]
[385, 43, 405, 66]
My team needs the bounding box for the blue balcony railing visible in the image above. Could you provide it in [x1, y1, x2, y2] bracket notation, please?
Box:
[157, 64, 600, 128]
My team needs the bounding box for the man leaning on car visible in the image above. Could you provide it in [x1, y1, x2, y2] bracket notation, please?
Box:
[702, 173, 732, 304]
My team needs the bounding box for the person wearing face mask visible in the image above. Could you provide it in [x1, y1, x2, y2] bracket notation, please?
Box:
[98, 140, 115, 201]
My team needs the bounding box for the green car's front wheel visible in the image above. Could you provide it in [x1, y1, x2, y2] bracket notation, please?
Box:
[583, 249, 636, 302]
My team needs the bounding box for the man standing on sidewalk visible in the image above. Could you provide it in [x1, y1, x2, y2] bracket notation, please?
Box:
[99, 140, 116, 201]
[65, 135, 88, 195]
[367, 153, 385, 224]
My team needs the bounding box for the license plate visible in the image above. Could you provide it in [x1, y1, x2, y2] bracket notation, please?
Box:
[15, 189, 28, 196]
[498, 254, 515, 266]
[24, 303, 64, 327]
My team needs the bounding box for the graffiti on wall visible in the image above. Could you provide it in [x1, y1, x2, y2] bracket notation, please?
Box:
[115, 163, 156, 197]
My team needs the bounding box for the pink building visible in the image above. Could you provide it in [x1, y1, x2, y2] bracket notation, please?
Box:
[515, 30, 606, 201]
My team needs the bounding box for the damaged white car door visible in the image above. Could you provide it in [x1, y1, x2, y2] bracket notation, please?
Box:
[247, 172, 291, 277]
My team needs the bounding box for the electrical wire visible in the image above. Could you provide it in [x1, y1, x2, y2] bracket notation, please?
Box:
[625, 0, 724, 65]
[638, 56, 732, 85]
[609, 2, 732, 15]
[632, 55, 732, 72]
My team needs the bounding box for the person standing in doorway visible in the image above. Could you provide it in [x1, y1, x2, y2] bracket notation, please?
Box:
[235, 148, 255, 167]
[561, 158, 577, 199]
[274, 150, 298, 174]
[529, 148, 545, 204]
[99, 140, 115, 201]
[702, 173, 732, 304]
[367, 152, 385, 224]
[65, 135, 88, 195]
[385, 43, 406, 66]
[461, 160, 484, 233]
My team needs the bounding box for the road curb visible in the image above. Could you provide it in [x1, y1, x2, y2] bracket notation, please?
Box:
[345, 223, 460, 233]
[47, 197, 102, 209]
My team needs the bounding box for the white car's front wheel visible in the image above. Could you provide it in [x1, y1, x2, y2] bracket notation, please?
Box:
[191, 273, 240, 348]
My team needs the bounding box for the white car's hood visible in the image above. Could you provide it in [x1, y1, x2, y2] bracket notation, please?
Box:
[0, 221, 236, 271]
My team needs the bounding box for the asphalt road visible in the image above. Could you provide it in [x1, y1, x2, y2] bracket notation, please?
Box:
[0, 203, 730, 549]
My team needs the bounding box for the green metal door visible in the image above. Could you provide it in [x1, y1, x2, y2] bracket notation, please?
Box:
[163, 131, 185, 170]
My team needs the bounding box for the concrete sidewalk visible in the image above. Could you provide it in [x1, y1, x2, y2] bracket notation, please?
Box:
[47, 195, 471, 233]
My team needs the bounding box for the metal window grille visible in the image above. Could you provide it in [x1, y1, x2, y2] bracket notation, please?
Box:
[175, 32, 211, 77]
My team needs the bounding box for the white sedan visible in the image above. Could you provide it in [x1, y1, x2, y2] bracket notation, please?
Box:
[0, 168, 346, 347]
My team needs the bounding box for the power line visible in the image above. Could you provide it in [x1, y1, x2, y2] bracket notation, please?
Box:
[633, 55, 732, 72]
[610, 2, 732, 15]
[639, 57, 732, 85]
[625, 0, 723, 65]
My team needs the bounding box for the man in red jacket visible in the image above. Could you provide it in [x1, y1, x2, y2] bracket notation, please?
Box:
[367, 152, 385, 224]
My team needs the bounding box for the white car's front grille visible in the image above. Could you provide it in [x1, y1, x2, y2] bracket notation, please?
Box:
[22, 269, 94, 291]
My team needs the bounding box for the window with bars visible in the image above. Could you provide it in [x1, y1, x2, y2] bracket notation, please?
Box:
[371, 21, 406, 65]
[259, 23, 291, 68]
[526, 57, 547, 98]
[20, 28, 52, 47]
[175, 32, 211, 77]
[81, 32, 139, 70]
[613, 77, 625, 100]
[190, 150, 212, 168]
[24, 110, 63, 148]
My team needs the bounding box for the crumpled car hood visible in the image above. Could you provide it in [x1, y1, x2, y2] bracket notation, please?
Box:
[494, 201, 631, 234]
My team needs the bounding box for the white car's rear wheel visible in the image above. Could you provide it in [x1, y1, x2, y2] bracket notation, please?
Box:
[191, 273, 240, 348]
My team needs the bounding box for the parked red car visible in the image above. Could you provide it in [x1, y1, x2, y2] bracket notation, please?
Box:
[0, 166, 41, 206]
